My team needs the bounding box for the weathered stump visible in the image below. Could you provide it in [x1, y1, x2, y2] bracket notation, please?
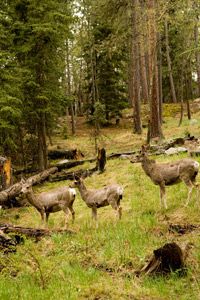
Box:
[136, 242, 187, 276]
[97, 148, 106, 173]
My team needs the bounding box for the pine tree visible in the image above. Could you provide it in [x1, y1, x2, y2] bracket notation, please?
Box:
[11, 0, 73, 169]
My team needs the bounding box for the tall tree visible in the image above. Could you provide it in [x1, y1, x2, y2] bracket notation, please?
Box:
[130, 0, 142, 134]
[0, 2, 23, 158]
[11, 0, 72, 169]
[147, 0, 163, 140]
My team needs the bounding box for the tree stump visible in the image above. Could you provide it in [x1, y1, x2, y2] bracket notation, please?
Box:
[136, 242, 187, 276]
[97, 148, 106, 173]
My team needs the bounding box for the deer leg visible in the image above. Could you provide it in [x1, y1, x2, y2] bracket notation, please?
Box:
[110, 201, 122, 220]
[68, 205, 75, 223]
[45, 212, 50, 224]
[91, 207, 98, 228]
[91, 207, 97, 220]
[39, 209, 45, 224]
[63, 207, 70, 228]
[118, 207, 122, 219]
[184, 180, 194, 207]
[159, 183, 167, 209]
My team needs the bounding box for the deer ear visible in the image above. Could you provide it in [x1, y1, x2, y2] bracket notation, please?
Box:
[20, 178, 26, 184]
[74, 174, 80, 181]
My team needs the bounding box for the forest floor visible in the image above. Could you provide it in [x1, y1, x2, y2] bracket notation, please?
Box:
[1, 102, 200, 299]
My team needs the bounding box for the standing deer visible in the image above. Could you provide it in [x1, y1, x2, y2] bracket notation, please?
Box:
[71, 176, 123, 224]
[21, 182, 76, 226]
[131, 145, 199, 209]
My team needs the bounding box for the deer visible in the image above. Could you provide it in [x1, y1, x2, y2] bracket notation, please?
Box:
[70, 176, 123, 225]
[21, 181, 76, 226]
[131, 145, 199, 209]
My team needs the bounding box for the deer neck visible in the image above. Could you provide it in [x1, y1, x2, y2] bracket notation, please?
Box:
[77, 182, 88, 203]
[141, 156, 156, 177]
[26, 190, 38, 207]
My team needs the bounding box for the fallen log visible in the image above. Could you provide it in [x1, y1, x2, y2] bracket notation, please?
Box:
[48, 148, 84, 160]
[0, 167, 58, 206]
[0, 229, 18, 253]
[49, 166, 98, 182]
[0, 223, 75, 242]
[55, 159, 95, 172]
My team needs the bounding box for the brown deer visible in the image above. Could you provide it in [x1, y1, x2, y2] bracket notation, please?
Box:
[21, 182, 76, 226]
[71, 176, 123, 224]
[131, 145, 199, 209]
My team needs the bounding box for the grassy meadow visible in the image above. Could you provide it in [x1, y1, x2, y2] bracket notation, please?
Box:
[1, 105, 200, 299]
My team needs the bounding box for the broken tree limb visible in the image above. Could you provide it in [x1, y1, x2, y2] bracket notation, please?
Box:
[49, 167, 98, 182]
[0, 223, 75, 244]
[0, 167, 58, 205]
[55, 159, 95, 172]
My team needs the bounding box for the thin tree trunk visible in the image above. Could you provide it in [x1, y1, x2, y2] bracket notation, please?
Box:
[91, 47, 96, 108]
[138, 0, 149, 104]
[66, 41, 76, 135]
[158, 32, 163, 124]
[178, 65, 184, 126]
[131, 0, 142, 134]
[194, 18, 200, 96]
[37, 115, 48, 171]
[186, 100, 191, 120]
[148, 0, 163, 140]
[165, 19, 177, 103]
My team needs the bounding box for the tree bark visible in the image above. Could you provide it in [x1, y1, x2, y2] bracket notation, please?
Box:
[194, 17, 200, 96]
[178, 65, 184, 126]
[148, 0, 163, 140]
[37, 116, 48, 171]
[158, 32, 163, 124]
[66, 41, 76, 135]
[139, 1, 149, 103]
[165, 19, 177, 103]
[131, 0, 142, 134]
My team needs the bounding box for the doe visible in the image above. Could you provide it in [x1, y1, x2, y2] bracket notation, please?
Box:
[71, 176, 123, 224]
[21, 182, 76, 226]
[132, 145, 199, 209]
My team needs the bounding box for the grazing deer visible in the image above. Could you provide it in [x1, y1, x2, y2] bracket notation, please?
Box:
[131, 145, 199, 209]
[71, 176, 123, 224]
[21, 182, 76, 226]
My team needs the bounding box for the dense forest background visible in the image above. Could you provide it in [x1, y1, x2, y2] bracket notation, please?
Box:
[1, 0, 200, 170]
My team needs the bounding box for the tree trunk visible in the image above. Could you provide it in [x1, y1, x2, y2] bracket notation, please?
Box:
[194, 18, 200, 96]
[158, 32, 163, 124]
[165, 19, 177, 103]
[139, 1, 149, 103]
[37, 115, 48, 171]
[66, 41, 76, 135]
[148, 0, 163, 140]
[131, 0, 142, 134]
[178, 65, 184, 126]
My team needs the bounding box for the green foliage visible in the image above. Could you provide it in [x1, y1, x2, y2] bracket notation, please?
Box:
[0, 0, 74, 164]
[91, 101, 107, 127]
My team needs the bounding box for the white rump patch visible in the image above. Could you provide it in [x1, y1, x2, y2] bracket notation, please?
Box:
[69, 188, 76, 197]
[117, 186, 124, 195]
[193, 161, 199, 170]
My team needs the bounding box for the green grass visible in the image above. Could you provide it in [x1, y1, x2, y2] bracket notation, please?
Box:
[1, 108, 200, 299]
